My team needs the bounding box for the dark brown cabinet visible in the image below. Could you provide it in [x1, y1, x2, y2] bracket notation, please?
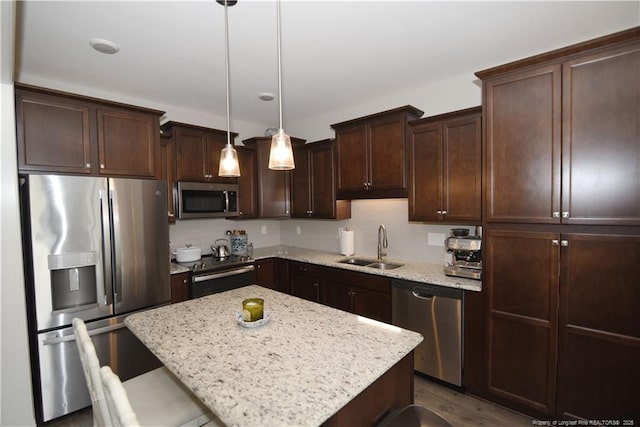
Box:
[159, 131, 176, 223]
[162, 122, 238, 185]
[479, 33, 640, 226]
[255, 258, 276, 290]
[15, 84, 162, 178]
[242, 136, 305, 218]
[290, 139, 351, 219]
[235, 146, 259, 219]
[320, 266, 391, 323]
[484, 229, 640, 420]
[331, 106, 423, 199]
[288, 261, 320, 303]
[408, 107, 481, 223]
[170, 272, 190, 304]
[556, 234, 640, 420]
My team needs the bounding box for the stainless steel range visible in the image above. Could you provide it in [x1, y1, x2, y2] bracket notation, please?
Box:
[176, 255, 256, 298]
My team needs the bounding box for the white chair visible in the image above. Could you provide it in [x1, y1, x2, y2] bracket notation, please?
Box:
[72, 318, 223, 427]
[100, 366, 141, 427]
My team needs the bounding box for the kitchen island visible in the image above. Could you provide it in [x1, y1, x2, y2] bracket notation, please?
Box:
[126, 285, 423, 426]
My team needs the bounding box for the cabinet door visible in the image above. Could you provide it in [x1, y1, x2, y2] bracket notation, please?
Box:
[309, 144, 337, 218]
[556, 234, 640, 420]
[485, 65, 562, 223]
[96, 108, 157, 177]
[255, 258, 276, 290]
[443, 114, 482, 222]
[368, 115, 407, 192]
[290, 147, 312, 217]
[15, 92, 92, 174]
[321, 280, 352, 313]
[174, 127, 207, 181]
[159, 133, 176, 223]
[170, 272, 190, 304]
[290, 274, 320, 303]
[335, 123, 368, 193]
[485, 229, 559, 415]
[236, 147, 258, 219]
[408, 123, 442, 221]
[561, 44, 640, 225]
[352, 288, 391, 323]
[256, 141, 290, 218]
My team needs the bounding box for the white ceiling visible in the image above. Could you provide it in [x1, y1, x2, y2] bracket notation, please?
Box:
[14, 1, 639, 129]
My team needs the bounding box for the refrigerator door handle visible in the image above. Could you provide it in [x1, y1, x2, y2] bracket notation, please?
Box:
[100, 189, 114, 306]
[109, 189, 122, 304]
[42, 323, 127, 345]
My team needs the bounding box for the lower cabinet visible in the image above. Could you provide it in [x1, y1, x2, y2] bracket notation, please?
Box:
[289, 261, 321, 303]
[170, 272, 190, 304]
[320, 266, 391, 323]
[484, 229, 640, 420]
[255, 258, 276, 290]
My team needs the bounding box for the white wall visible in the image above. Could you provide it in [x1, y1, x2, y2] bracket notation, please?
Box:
[1, 0, 37, 425]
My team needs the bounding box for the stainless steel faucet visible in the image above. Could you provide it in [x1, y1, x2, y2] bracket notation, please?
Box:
[377, 224, 388, 260]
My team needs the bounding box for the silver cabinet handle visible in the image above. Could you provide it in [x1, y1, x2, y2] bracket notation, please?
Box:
[100, 163, 105, 169]
[441, 210, 447, 215]
[552, 211, 560, 218]
[561, 240, 568, 246]
[85, 163, 91, 168]
[552, 240, 559, 246]
[562, 212, 570, 218]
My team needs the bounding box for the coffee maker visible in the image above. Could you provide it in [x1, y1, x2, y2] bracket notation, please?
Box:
[444, 228, 482, 280]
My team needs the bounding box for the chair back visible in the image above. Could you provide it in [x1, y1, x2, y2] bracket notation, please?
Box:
[100, 366, 141, 427]
[72, 318, 112, 427]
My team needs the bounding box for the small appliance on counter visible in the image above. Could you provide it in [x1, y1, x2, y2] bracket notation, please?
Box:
[444, 228, 482, 280]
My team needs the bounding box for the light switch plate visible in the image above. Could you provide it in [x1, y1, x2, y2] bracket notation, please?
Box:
[261, 225, 267, 235]
[428, 232, 446, 246]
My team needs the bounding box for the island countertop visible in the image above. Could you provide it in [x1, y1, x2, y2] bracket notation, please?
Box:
[125, 285, 423, 427]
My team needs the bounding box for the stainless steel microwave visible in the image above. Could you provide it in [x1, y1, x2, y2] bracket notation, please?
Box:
[177, 182, 239, 219]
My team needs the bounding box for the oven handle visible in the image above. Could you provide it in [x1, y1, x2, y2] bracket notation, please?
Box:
[192, 265, 256, 283]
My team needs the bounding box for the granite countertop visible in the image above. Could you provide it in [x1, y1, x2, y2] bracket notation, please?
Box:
[252, 245, 482, 292]
[126, 285, 423, 427]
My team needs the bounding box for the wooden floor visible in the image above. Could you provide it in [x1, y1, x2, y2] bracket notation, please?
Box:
[47, 375, 532, 427]
[413, 375, 532, 426]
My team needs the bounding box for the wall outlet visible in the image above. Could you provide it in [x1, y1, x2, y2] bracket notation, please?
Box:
[428, 232, 446, 246]
[296, 226, 301, 235]
[261, 225, 267, 235]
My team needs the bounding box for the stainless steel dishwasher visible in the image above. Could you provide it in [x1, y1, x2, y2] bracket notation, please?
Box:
[392, 279, 463, 387]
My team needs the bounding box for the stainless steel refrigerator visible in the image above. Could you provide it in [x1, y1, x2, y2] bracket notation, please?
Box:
[20, 174, 170, 422]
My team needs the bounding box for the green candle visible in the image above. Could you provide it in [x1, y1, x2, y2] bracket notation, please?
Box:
[242, 298, 264, 322]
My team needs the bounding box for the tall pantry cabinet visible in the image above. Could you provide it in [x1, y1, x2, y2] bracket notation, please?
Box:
[475, 27, 640, 420]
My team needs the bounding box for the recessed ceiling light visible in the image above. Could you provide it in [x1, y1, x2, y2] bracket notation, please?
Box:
[89, 38, 120, 54]
[258, 92, 275, 101]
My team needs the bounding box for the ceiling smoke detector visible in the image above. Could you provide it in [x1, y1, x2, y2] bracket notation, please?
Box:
[89, 38, 120, 54]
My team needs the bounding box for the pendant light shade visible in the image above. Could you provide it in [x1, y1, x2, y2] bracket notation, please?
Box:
[268, 128, 295, 170]
[218, 0, 240, 177]
[268, 0, 294, 170]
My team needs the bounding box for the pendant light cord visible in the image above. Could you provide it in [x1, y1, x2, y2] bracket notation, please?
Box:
[224, 0, 231, 146]
[276, 0, 283, 130]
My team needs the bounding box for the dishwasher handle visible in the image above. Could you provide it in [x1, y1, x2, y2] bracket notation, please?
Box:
[412, 289, 435, 299]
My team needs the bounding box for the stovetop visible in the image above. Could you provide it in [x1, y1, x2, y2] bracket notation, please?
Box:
[176, 255, 254, 274]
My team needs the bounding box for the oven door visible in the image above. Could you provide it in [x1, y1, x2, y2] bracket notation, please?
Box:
[190, 265, 256, 298]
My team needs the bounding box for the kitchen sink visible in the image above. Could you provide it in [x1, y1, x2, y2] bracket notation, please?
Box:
[337, 257, 404, 270]
[365, 262, 403, 270]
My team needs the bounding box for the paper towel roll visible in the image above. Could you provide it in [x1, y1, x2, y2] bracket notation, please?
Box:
[340, 229, 355, 256]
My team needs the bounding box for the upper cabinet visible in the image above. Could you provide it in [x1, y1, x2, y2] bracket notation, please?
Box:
[15, 84, 163, 178]
[408, 107, 482, 223]
[290, 139, 351, 219]
[161, 122, 238, 185]
[241, 136, 306, 219]
[331, 105, 423, 199]
[477, 29, 640, 225]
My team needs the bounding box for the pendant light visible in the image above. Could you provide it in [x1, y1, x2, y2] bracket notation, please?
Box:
[268, 0, 295, 170]
[218, 0, 240, 177]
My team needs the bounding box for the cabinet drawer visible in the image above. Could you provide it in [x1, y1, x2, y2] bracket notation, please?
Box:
[288, 260, 319, 277]
[320, 266, 390, 294]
